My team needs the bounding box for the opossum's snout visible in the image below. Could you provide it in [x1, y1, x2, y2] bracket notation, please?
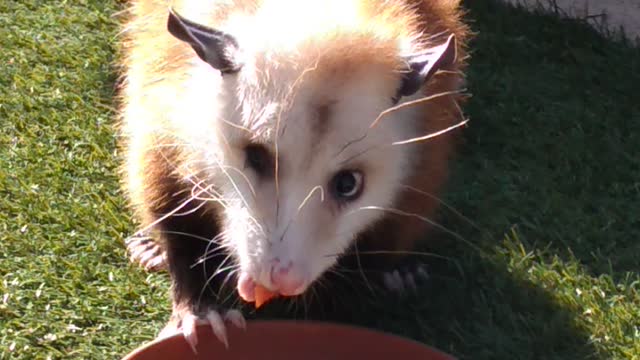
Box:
[236, 243, 321, 303]
[235, 209, 331, 301]
[230, 172, 367, 302]
[266, 257, 308, 295]
[237, 257, 310, 301]
[229, 154, 369, 302]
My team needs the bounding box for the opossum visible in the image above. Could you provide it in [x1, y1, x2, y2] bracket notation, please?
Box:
[116, 0, 470, 350]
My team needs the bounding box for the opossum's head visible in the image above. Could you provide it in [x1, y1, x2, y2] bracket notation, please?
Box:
[167, 9, 458, 300]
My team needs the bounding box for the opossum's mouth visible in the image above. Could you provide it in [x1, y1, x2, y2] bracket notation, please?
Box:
[236, 270, 308, 302]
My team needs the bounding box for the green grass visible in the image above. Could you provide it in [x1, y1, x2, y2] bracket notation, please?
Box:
[1, 0, 639, 359]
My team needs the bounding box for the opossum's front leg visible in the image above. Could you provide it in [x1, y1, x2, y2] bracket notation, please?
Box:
[151, 199, 245, 352]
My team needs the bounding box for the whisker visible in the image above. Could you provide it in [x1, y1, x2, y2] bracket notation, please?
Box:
[324, 250, 450, 261]
[354, 240, 374, 293]
[338, 112, 466, 165]
[128, 140, 219, 234]
[369, 89, 466, 129]
[300, 288, 309, 320]
[185, 178, 231, 209]
[337, 144, 383, 165]
[218, 268, 243, 305]
[153, 230, 223, 244]
[134, 187, 208, 235]
[196, 235, 233, 268]
[218, 264, 241, 293]
[148, 128, 262, 234]
[221, 118, 253, 134]
[392, 118, 468, 146]
[218, 165, 257, 198]
[191, 184, 226, 204]
[274, 106, 283, 230]
[400, 184, 484, 232]
[171, 197, 211, 217]
[285, 295, 296, 314]
[199, 247, 253, 267]
[201, 248, 234, 279]
[334, 132, 368, 159]
[192, 252, 230, 267]
[211, 156, 264, 234]
[309, 285, 323, 315]
[198, 257, 239, 304]
[347, 206, 481, 252]
[297, 185, 325, 211]
[325, 268, 351, 281]
[277, 184, 324, 243]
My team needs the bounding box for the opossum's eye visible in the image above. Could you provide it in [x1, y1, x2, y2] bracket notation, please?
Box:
[330, 170, 364, 201]
[244, 144, 272, 177]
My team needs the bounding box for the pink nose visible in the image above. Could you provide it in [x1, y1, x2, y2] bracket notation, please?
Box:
[270, 259, 305, 296]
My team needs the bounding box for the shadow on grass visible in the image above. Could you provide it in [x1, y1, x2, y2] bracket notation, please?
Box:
[249, 235, 602, 360]
[243, 1, 640, 359]
[452, 0, 640, 282]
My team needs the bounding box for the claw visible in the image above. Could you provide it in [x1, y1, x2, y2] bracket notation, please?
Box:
[382, 264, 429, 296]
[182, 313, 199, 354]
[404, 272, 417, 292]
[138, 246, 159, 264]
[206, 310, 229, 349]
[416, 265, 429, 280]
[392, 270, 405, 293]
[126, 237, 166, 271]
[163, 308, 245, 354]
[224, 309, 246, 330]
[145, 255, 165, 270]
[127, 239, 150, 259]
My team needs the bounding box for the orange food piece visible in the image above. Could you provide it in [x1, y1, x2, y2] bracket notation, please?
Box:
[254, 284, 278, 309]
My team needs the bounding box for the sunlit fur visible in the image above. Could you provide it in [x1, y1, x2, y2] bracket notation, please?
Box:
[117, 0, 470, 295]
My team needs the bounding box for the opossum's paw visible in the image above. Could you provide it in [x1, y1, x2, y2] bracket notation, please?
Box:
[158, 308, 245, 353]
[381, 264, 429, 296]
[125, 235, 167, 272]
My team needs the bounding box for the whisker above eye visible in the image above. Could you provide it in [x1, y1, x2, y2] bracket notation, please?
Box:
[369, 88, 466, 129]
[332, 87, 466, 164]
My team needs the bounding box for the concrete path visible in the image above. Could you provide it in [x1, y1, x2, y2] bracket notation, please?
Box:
[502, 0, 640, 44]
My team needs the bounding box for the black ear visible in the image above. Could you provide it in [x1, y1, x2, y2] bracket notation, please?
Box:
[167, 8, 242, 74]
[396, 34, 457, 100]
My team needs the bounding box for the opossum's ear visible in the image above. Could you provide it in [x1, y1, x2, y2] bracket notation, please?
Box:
[167, 8, 242, 74]
[396, 34, 457, 100]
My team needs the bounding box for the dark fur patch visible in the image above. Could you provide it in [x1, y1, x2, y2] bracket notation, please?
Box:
[145, 169, 234, 312]
[303, 103, 332, 167]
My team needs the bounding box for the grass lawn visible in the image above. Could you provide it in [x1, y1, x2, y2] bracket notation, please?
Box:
[1, 0, 639, 359]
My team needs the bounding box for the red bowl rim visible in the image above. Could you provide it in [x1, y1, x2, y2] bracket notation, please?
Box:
[122, 320, 456, 360]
